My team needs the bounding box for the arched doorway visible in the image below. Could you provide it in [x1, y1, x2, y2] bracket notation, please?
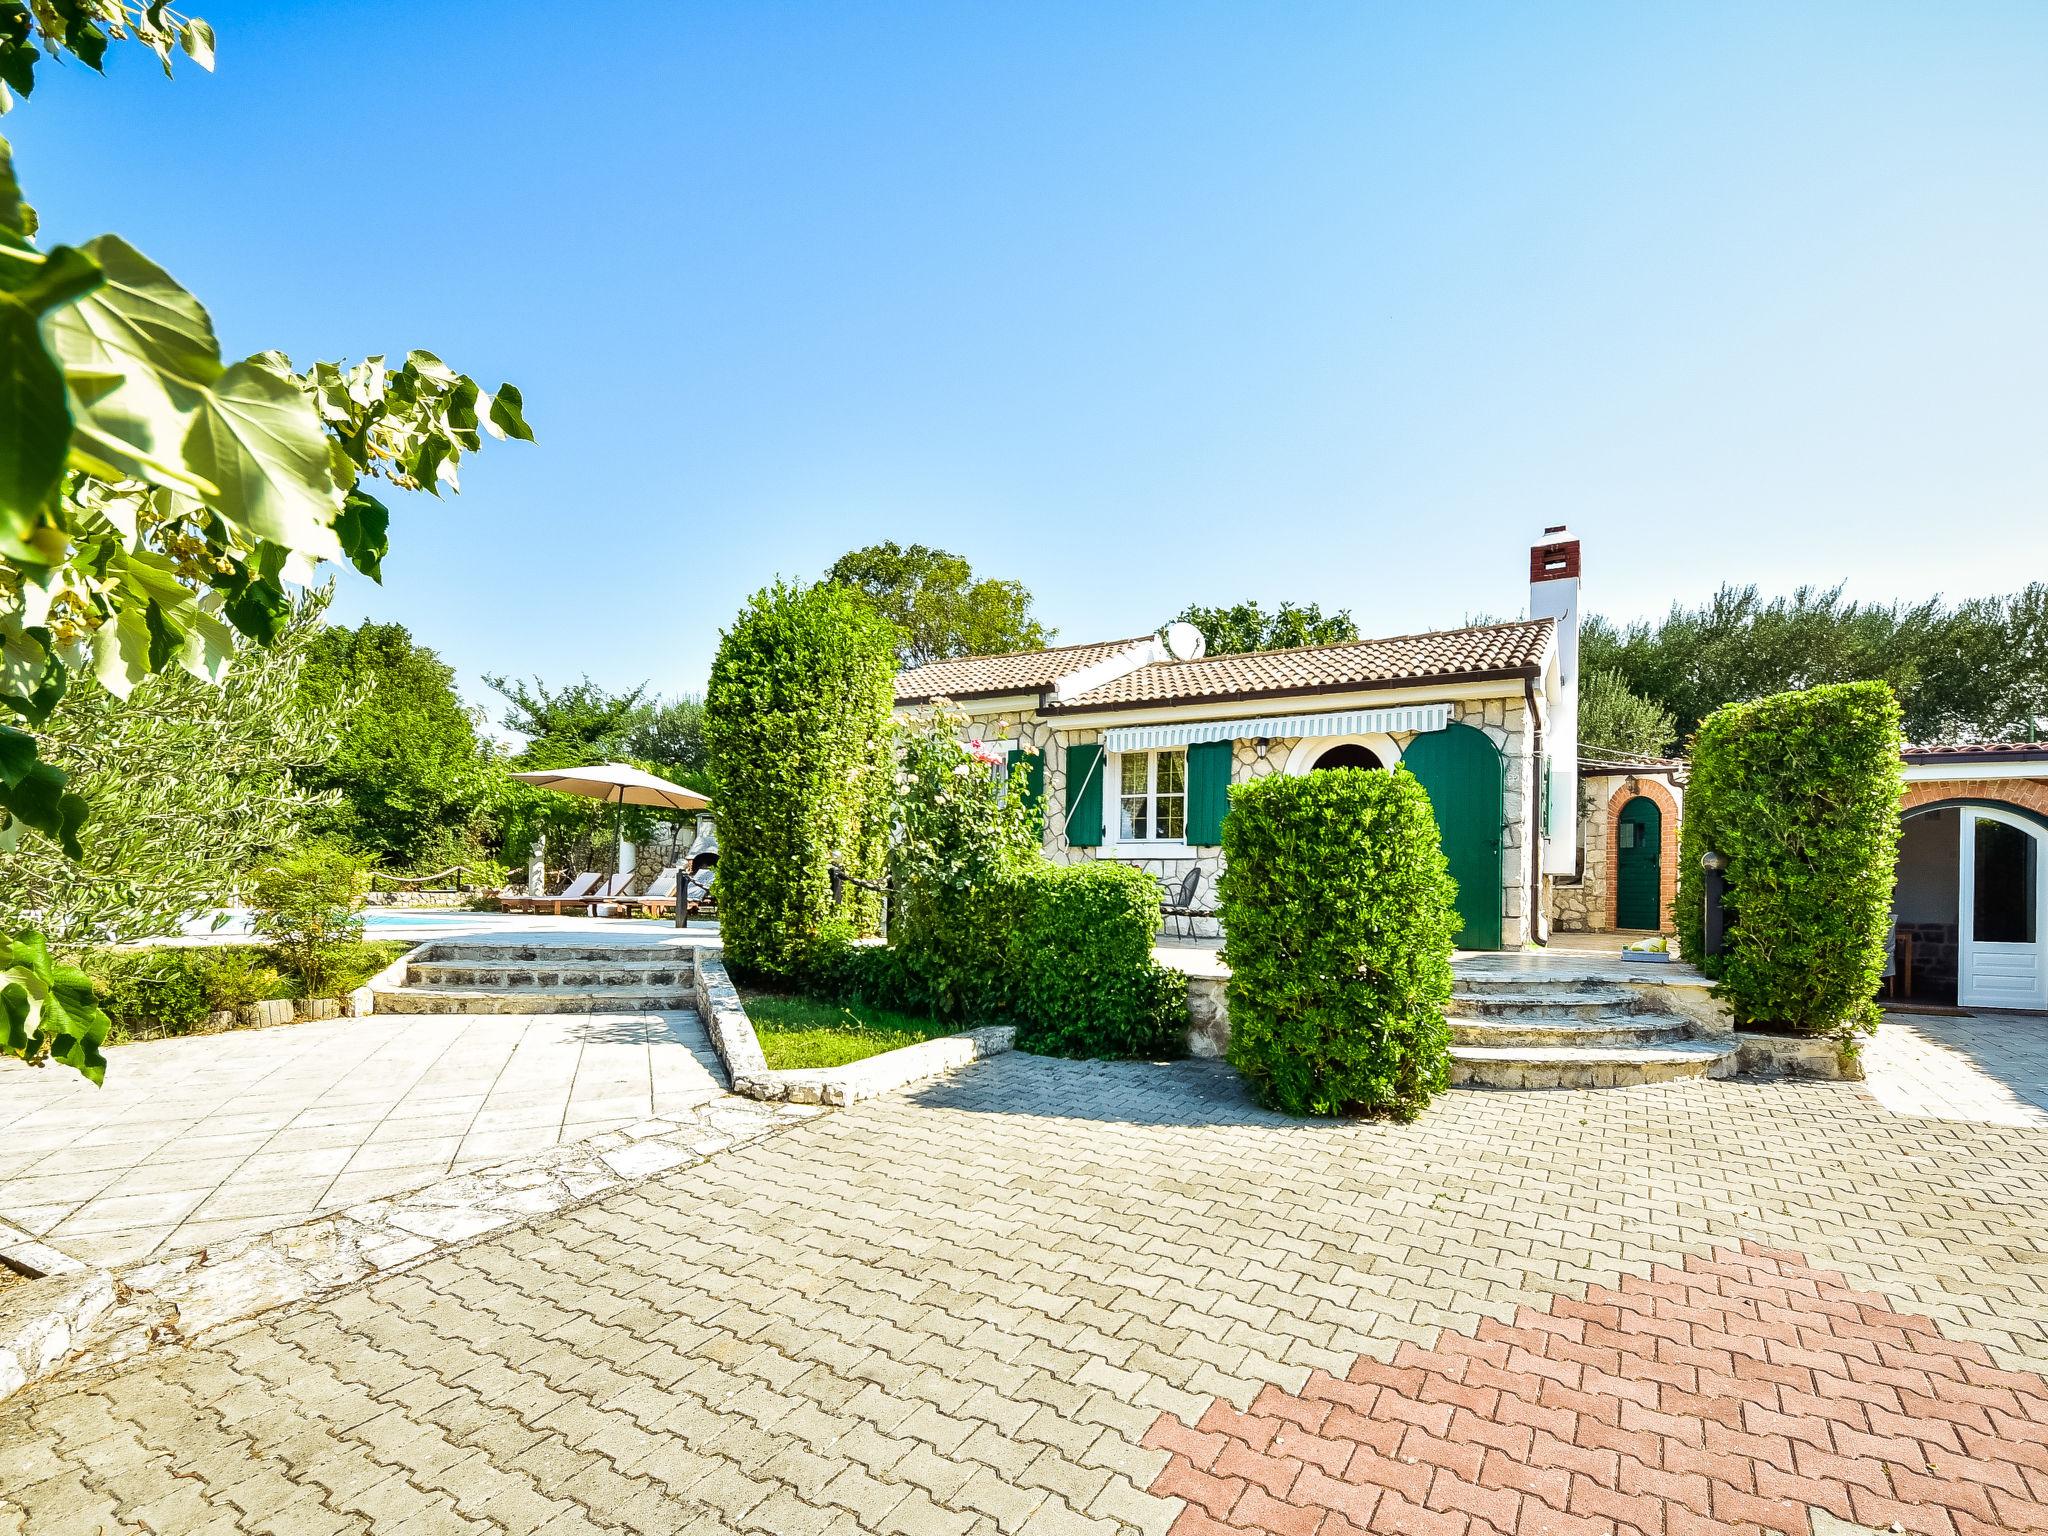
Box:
[1614, 796, 1663, 930]
[1403, 723, 1503, 950]
[1897, 800, 2048, 1009]
[1311, 743, 1382, 772]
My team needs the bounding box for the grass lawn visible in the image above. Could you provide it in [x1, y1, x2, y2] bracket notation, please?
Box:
[740, 993, 960, 1071]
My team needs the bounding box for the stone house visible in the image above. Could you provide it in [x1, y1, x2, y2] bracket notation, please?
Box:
[891, 531, 1585, 949]
[1549, 761, 1686, 935]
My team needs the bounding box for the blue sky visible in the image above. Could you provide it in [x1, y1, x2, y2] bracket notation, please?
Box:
[14, 2, 2048, 717]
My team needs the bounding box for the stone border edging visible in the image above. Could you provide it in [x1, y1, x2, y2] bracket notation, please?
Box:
[0, 1093, 821, 1406]
[690, 947, 1014, 1106]
[1736, 1031, 1863, 1080]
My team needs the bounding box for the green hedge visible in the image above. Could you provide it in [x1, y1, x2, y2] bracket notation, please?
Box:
[1218, 768, 1456, 1119]
[807, 861, 1185, 1060]
[704, 581, 898, 982]
[1675, 681, 1903, 1036]
[1014, 862, 1186, 1059]
[78, 940, 407, 1038]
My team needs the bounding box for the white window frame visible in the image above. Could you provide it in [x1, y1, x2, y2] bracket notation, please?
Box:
[1112, 748, 1189, 848]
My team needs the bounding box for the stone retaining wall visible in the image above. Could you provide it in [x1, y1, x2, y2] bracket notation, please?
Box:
[689, 948, 1013, 1106]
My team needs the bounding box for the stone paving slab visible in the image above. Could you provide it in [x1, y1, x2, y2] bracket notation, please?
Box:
[3, 1048, 2046, 1534]
[0, 1009, 727, 1268]
[1865, 1010, 2048, 1127]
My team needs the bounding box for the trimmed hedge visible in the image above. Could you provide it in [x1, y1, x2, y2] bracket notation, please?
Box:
[704, 581, 898, 981]
[1218, 768, 1456, 1119]
[1675, 681, 1903, 1037]
[1014, 862, 1186, 1059]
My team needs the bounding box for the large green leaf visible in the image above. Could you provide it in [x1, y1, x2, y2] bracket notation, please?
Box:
[487, 382, 534, 442]
[179, 353, 344, 560]
[0, 289, 65, 536]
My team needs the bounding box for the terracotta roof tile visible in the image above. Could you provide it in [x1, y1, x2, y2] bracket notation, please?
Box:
[1046, 618, 1555, 713]
[893, 636, 1154, 704]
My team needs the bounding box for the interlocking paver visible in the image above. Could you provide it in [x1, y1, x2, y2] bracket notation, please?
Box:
[5, 1049, 2048, 1534]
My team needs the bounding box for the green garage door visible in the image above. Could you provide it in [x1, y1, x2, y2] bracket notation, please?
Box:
[1403, 723, 1504, 950]
[1615, 795, 1662, 930]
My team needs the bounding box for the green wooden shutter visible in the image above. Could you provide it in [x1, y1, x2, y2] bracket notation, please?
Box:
[1185, 739, 1232, 845]
[1016, 751, 1046, 838]
[1017, 751, 1044, 807]
[1065, 742, 1104, 847]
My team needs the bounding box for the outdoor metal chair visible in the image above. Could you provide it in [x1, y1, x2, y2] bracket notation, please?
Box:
[1160, 867, 1211, 940]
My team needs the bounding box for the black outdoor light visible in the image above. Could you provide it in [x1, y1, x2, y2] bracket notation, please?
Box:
[1701, 850, 1728, 957]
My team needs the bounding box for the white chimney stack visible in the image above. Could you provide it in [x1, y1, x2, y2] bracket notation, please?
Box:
[1529, 526, 1581, 877]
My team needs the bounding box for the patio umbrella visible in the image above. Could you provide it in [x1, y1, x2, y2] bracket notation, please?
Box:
[508, 763, 710, 874]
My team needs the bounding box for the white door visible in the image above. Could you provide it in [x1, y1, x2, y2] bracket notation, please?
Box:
[1958, 807, 2048, 1010]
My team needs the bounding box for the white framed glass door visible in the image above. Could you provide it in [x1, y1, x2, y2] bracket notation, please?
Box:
[1957, 807, 2048, 1010]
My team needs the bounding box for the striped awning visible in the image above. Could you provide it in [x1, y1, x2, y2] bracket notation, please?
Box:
[1102, 703, 1451, 753]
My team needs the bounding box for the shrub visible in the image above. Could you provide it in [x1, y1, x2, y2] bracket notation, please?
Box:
[888, 708, 1040, 1021]
[1014, 862, 1186, 1059]
[1675, 681, 1903, 1037]
[1218, 768, 1456, 1119]
[249, 845, 370, 998]
[82, 945, 284, 1036]
[703, 581, 898, 982]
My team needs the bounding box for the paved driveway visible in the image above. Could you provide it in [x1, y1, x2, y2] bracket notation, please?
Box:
[0, 1011, 725, 1268]
[5, 1034, 2047, 1536]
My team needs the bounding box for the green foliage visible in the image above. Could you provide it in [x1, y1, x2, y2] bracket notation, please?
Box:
[827, 542, 1052, 668]
[1218, 768, 1456, 1119]
[296, 620, 499, 869]
[1584, 583, 2048, 746]
[1013, 861, 1185, 1059]
[1579, 666, 1678, 759]
[82, 944, 281, 1037]
[0, 3, 216, 112]
[1675, 682, 1904, 1038]
[740, 991, 960, 1071]
[703, 581, 897, 981]
[247, 845, 369, 998]
[0, 930, 108, 1082]
[887, 708, 1039, 1021]
[0, 590, 345, 942]
[1169, 600, 1358, 657]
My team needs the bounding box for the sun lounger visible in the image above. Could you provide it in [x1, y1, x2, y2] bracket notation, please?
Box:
[502, 870, 604, 914]
[612, 867, 680, 917]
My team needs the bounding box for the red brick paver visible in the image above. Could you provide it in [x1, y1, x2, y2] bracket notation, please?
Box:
[1146, 1242, 2048, 1535]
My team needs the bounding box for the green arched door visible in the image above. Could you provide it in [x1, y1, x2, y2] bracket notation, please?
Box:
[1615, 796, 1662, 930]
[1403, 723, 1503, 950]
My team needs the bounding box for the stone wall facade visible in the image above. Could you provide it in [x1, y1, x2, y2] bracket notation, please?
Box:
[948, 689, 1543, 948]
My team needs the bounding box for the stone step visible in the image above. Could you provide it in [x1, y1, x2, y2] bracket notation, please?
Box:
[1448, 1014, 1695, 1049]
[372, 986, 696, 1016]
[1449, 988, 1654, 1021]
[1450, 1039, 1739, 1090]
[406, 959, 690, 989]
[416, 943, 685, 964]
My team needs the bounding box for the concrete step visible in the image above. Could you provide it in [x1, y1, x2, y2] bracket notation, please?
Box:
[372, 986, 695, 1016]
[406, 959, 691, 989]
[1450, 1038, 1739, 1090]
[1448, 1014, 1696, 1049]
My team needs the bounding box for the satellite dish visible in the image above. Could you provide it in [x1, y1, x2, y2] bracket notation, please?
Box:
[1162, 621, 1207, 661]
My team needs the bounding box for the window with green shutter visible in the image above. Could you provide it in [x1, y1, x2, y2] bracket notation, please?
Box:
[1186, 739, 1232, 845]
[1065, 742, 1104, 846]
